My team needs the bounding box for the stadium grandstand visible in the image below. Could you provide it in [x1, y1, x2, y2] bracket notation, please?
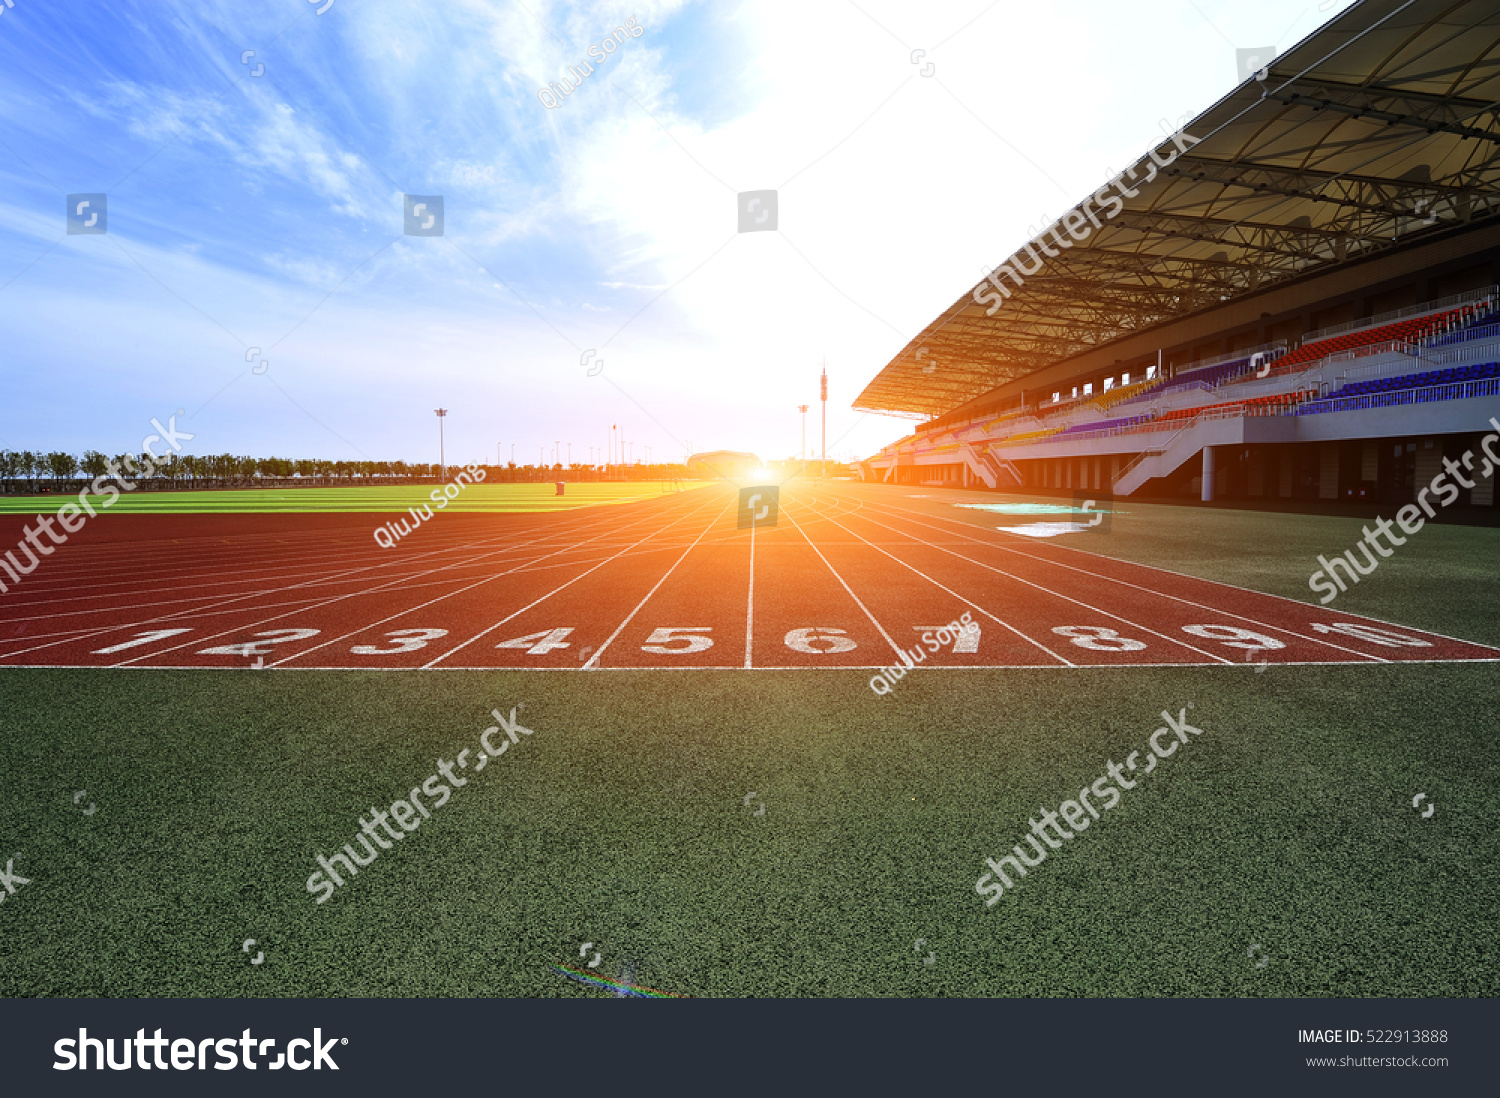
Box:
[855, 0, 1500, 509]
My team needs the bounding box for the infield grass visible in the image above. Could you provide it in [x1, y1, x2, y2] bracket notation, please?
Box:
[0, 481, 715, 514]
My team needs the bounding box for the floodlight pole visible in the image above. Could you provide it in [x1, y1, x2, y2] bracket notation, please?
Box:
[797, 404, 809, 478]
[820, 365, 827, 480]
[434, 409, 448, 479]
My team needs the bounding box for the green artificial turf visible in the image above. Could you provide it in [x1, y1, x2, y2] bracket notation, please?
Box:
[1, 488, 1497, 998]
[0, 481, 715, 514]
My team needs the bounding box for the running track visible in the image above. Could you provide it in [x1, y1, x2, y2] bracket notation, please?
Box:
[1, 483, 1495, 671]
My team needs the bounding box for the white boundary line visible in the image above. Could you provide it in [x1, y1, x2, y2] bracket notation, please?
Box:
[744, 514, 756, 670]
[803, 496, 1075, 667]
[836, 502, 1241, 665]
[425, 493, 730, 669]
[780, 488, 908, 661]
[580, 500, 734, 672]
[866, 490, 1500, 658]
[862, 497, 1398, 662]
[7, 658, 1496, 672]
[1, 490, 713, 665]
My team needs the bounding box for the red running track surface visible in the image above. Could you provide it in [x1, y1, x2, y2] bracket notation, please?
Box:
[1, 484, 1495, 671]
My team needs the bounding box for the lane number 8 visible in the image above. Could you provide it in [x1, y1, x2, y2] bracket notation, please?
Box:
[1051, 625, 1147, 651]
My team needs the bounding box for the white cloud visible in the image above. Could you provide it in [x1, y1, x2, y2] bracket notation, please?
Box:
[0, 0, 1336, 465]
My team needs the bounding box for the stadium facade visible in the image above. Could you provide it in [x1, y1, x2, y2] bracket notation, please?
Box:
[855, 0, 1500, 510]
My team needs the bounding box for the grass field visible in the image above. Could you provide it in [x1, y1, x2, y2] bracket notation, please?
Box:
[0, 481, 714, 514]
[0, 482, 1496, 998]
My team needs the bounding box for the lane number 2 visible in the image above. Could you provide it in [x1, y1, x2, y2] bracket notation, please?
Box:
[199, 628, 320, 656]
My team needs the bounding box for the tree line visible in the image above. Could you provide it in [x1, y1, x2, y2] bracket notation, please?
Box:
[0, 450, 689, 493]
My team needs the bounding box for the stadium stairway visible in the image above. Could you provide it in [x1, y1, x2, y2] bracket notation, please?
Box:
[1110, 415, 1256, 496]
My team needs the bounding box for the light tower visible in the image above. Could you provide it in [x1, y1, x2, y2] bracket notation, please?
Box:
[434, 408, 448, 479]
[797, 404, 809, 478]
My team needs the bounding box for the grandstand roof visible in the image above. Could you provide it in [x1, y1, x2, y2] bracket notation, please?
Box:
[854, 0, 1500, 419]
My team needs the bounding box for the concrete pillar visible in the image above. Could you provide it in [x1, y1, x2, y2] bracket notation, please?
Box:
[1319, 443, 1340, 500]
[1414, 440, 1443, 497]
[1201, 445, 1215, 502]
[1247, 448, 1265, 497]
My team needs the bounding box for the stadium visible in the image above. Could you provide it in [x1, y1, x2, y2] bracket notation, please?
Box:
[856, 4, 1500, 516]
[1, 0, 1497, 1030]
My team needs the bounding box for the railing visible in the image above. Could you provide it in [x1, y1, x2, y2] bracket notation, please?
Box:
[1176, 340, 1288, 374]
[1339, 352, 1424, 383]
[1112, 425, 1191, 487]
[1302, 285, 1499, 343]
[1330, 338, 1498, 385]
[1424, 320, 1500, 350]
[1296, 376, 1500, 416]
[1112, 449, 1153, 484]
[1261, 339, 1418, 387]
[1416, 341, 1500, 369]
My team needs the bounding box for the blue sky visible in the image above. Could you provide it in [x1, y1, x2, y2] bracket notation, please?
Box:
[0, 0, 1349, 467]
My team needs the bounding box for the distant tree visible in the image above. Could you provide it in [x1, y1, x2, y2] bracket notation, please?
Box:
[47, 451, 79, 486]
[80, 450, 108, 481]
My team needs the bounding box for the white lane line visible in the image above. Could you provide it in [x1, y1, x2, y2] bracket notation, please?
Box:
[274, 505, 717, 666]
[863, 496, 1391, 663]
[581, 499, 734, 672]
[841, 507, 1235, 665]
[10, 657, 1498, 673]
[781, 488, 907, 660]
[0, 527, 547, 649]
[813, 508, 1075, 667]
[431, 493, 731, 669]
[110, 497, 714, 668]
[744, 517, 755, 669]
[0, 491, 707, 662]
[0, 489, 702, 620]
